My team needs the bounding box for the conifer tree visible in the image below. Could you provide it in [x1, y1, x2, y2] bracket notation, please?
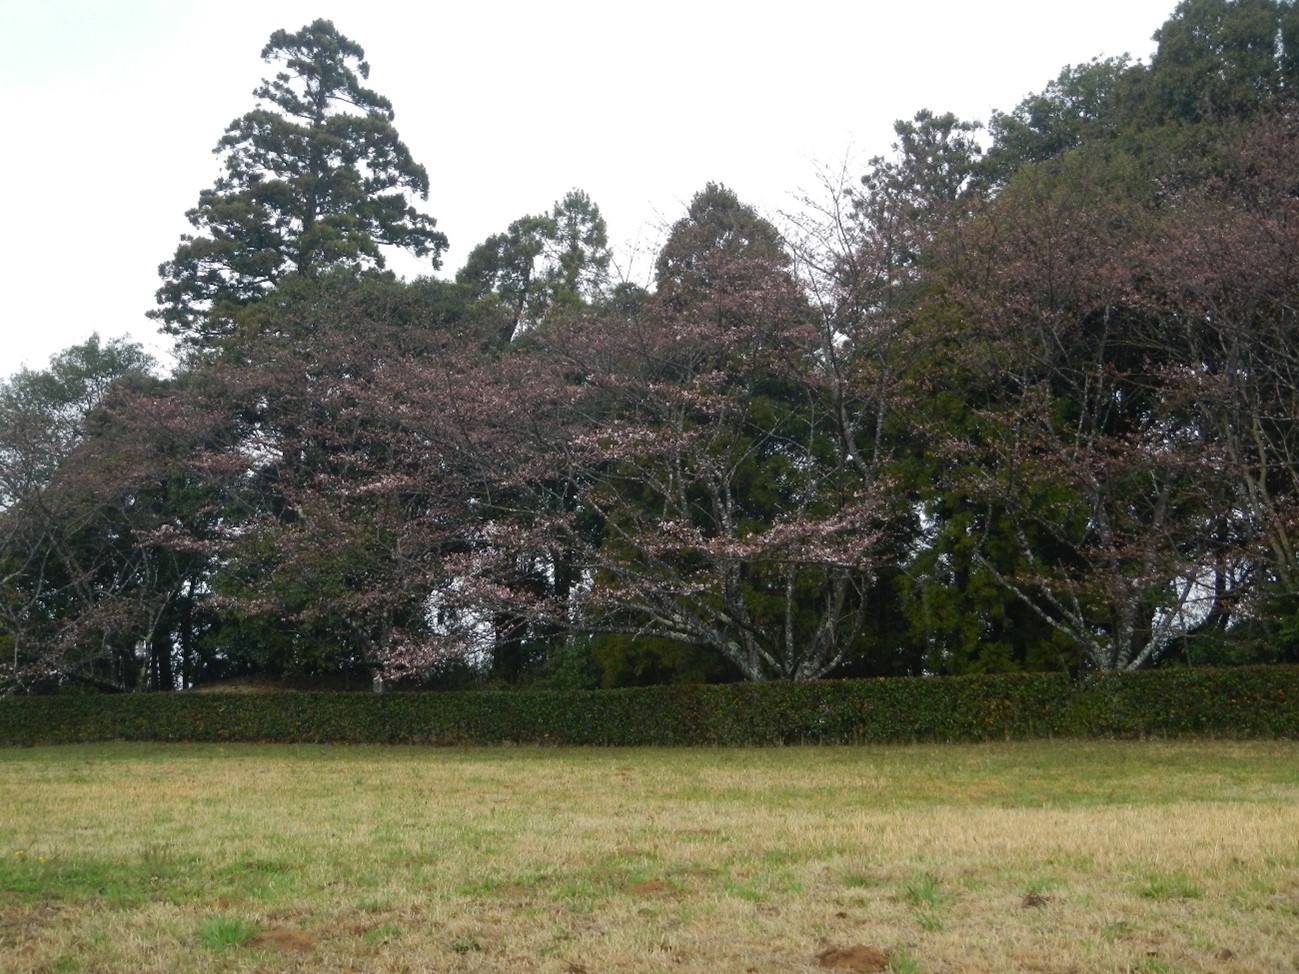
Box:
[152, 19, 447, 351]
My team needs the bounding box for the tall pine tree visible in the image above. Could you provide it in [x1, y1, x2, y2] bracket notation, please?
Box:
[152, 20, 447, 352]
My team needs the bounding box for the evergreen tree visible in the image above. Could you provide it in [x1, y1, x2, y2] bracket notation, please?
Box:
[152, 19, 447, 352]
[457, 189, 611, 343]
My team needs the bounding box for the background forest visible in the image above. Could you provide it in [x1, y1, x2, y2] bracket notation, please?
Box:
[5, 0, 1299, 693]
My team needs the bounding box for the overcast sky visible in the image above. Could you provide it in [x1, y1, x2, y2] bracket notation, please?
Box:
[0, 0, 1179, 379]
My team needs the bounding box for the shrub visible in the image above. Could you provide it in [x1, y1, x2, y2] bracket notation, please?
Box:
[0, 667, 1294, 747]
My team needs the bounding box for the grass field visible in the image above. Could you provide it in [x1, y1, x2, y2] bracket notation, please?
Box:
[1, 741, 1297, 973]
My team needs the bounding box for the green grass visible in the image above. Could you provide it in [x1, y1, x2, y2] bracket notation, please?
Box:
[1136, 870, 1205, 901]
[0, 740, 1297, 973]
[901, 872, 950, 931]
[197, 914, 261, 950]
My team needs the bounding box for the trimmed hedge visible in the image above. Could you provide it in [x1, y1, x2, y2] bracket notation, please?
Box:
[0, 666, 1296, 747]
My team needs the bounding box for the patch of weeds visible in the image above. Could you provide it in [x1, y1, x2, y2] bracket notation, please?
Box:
[197, 914, 261, 951]
[448, 938, 482, 954]
[0, 854, 198, 908]
[915, 910, 944, 932]
[889, 944, 923, 973]
[1139, 955, 1173, 974]
[902, 872, 945, 909]
[360, 922, 400, 946]
[209, 856, 300, 901]
[456, 876, 505, 897]
[1137, 871, 1204, 901]
[724, 880, 766, 903]
[557, 877, 610, 910]
[1025, 874, 1063, 896]
[902, 872, 949, 933]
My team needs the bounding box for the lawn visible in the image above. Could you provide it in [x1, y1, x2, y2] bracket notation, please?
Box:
[1, 740, 1296, 973]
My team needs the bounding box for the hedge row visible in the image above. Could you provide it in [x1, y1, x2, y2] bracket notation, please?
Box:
[1, 666, 1296, 747]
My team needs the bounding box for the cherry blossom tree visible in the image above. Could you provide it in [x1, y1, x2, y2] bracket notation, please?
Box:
[444, 186, 900, 681]
[934, 148, 1249, 671]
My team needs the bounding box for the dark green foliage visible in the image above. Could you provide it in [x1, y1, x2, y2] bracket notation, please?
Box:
[986, 1, 1299, 186]
[2, 667, 1294, 747]
[1147, 0, 1296, 123]
[654, 182, 788, 308]
[588, 634, 744, 687]
[152, 19, 446, 351]
[985, 56, 1142, 182]
[456, 189, 610, 342]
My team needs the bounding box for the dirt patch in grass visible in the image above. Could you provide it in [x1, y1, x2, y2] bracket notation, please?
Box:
[249, 927, 317, 952]
[816, 944, 892, 971]
[628, 879, 671, 895]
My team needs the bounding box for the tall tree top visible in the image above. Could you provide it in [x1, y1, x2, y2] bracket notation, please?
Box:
[1148, 0, 1295, 122]
[256, 19, 385, 122]
[152, 19, 447, 354]
[654, 183, 790, 305]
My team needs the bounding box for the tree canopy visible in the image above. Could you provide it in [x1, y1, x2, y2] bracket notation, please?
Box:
[151, 19, 447, 352]
[9, 2, 1299, 693]
[457, 189, 611, 342]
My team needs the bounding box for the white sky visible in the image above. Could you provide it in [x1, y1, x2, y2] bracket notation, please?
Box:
[0, 0, 1177, 379]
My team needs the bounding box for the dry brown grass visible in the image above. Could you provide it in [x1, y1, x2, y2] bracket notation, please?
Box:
[1, 740, 1297, 973]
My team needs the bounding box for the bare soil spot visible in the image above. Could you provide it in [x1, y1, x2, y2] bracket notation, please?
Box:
[629, 880, 669, 895]
[249, 928, 317, 952]
[816, 945, 892, 972]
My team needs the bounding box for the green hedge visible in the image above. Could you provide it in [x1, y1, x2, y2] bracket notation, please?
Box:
[0, 667, 1296, 747]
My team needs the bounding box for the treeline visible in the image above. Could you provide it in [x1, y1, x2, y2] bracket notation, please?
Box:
[5, 1, 1299, 693]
